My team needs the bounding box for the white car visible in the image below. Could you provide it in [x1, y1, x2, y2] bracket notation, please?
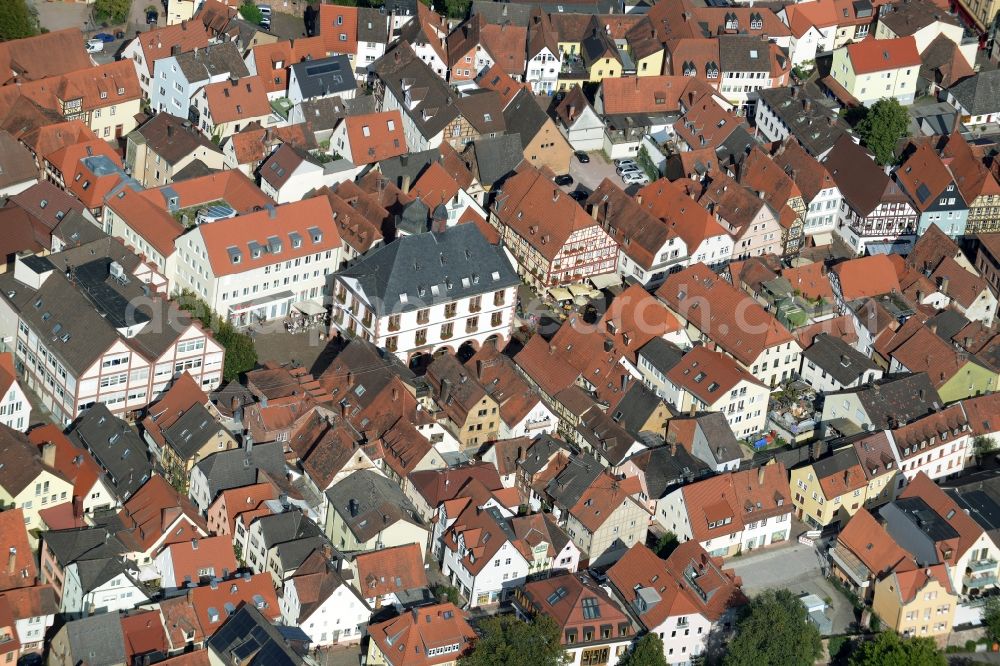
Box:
[622, 171, 650, 185]
[614, 158, 637, 167]
[616, 165, 641, 176]
[86, 39, 104, 54]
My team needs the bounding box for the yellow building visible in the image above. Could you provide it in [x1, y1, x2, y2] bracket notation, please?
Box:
[0, 429, 74, 538]
[873, 564, 957, 643]
[791, 435, 898, 528]
[830, 36, 921, 106]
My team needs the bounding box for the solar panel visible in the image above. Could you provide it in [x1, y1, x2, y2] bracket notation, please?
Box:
[305, 61, 342, 77]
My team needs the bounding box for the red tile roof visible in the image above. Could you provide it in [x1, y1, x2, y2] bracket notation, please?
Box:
[368, 603, 476, 666]
[781, 261, 835, 302]
[846, 36, 921, 75]
[0, 28, 94, 83]
[27, 425, 102, 517]
[833, 255, 902, 301]
[522, 572, 631, 638]
[600, 76, 714, 116]
[248, 36, 329, 95]
[666, 345, 765, 404]
[121, 609, 170, 663]
[679, 463, 790, 543]
[354, 543, 428, 598]
[198, 197, 341, 277]
[133, 21, 212, 77]
[115, 475, 207, 554]
[162, 536, 238, 585]
[203, 76, 271, 125]
[343, 111, 408, 165]
[838, 507, 914, 575]
[657, 263, 795, 366]
[189, 573, 280, 637]
[0, 510, 36, 591]
[318, 4, 359, 56]
[140, 372, 212, 451]
[636, 178, 729, 251]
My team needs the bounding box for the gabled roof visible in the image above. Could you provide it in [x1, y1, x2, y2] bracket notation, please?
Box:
[474, 64, 528, 108]
[161, 536, 237, 584]
[354, 543, 428, 598]
[947, 69, 1000, 116]
[0, 423, 66, 498]
[112, 475, 206, 553]
[803, 333, 878, 384]
[203, 75, 270, 124]
[522, 572, 630, 634]
[342, 110, 408, 165]
[657, 263, 795, 366]
[823, 135, 895, 216]
[0, 28, 93, 83]
[368, 603, 475, 666]
[667, 345, 764, 405]
[132, 21, 212, 77]
[678, 463, 790, 542]
[370, 42, 459, 141]
[895, 141, 956, 211]
[0, 510, 36, 590]
[325, 470, 422, 543]
[833, 255, 902, 301]
[837, 507, 914, 576]
[845, 36, 921, 75]
[248, 36, 329, 95]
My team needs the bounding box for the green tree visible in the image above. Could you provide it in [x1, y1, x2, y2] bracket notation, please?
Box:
[239, 1, 264, 23]
[655, 532, 679, 558]
[94, 0, 133, 23]
[974, 434, 998, 460]
[461, 614, 569, 666]
[723, 589, 822, 666]
[441, 0, 471, 19]
[848, 631, 946, 666]
[856, 98, 909, 166]
[0, 0, 38, 40]
[433, 584, 460, 606]
[618, 633, 668, 666]
[982, 596, 1000, 644]
[174, 290, 257, 381]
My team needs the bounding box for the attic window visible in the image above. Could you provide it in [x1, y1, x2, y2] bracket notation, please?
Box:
[362, 125, 371, 137]
[693, 371, 706, 383]
[387, 119, 395, 131]
[484, 113, 492, 122]
[117, 87, 124, 95]
[100, 91, 108, 99]
[39, 199, 47, 208]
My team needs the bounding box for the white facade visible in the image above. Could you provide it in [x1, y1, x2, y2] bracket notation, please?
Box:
[357, 39, 387, 73]
[945, 90, 1000, 127]
[802, 186, 843, 237]
[151, 53, 232, 118]
[498, 400, 558, 440]
[280, 573, 371, 646]
[649, 612, 714, 666]
[14, 605, 56, 655]
[59, 565, 148, 618]
[332, 277, 517, 362]
[560, 106, 605, 152]
[0, 374, 29, 431]
[799, 356, 883, 393]
[688, 233, 735, 269]
[442, 535, 530, 607]
[889, 431, 973, 491]
[376, 84, 444, 153]
[658, 376, 770, 440]
[527, 48, 559, 94]
[657, 489, 793, 557]
[617, 236, 689, 287]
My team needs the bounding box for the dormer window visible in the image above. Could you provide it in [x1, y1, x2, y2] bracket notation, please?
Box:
[750, 13, 763, 30]
[725, 13, 738, 30]
[289, 231, 303, 248]
[100, 91, 108, 99]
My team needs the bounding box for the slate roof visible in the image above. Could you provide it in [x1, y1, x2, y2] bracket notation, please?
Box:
[947, 69, 1000, 116]
[336, 222, 518, 316]
[637, 337, 686, 375]
[326, 470, 422, 543]
[802, 333, 879, 385]
[544, 452, 604, 509]
[503, 89, 553, 152]
[371, 42, 460, 141]
[192, 441, 286, 502]
[757, 84, 849, 157]
[175, 41, 249, 83]
[626, 445, 710, 498]
[519, 434, 574, 476]
[68, 405, 152, 500]
[162, 403, 228, 461]
[290, 54, 356, 99]
[63, 612, 127, 666]
[826, 373, 942, 429]
[131, 114, 221, 167]
[42, 525, 126, 568]
[464, 135, 524, 187]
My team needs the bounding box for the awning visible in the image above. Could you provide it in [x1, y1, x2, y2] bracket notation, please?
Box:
[292, 301, 327, 317]
[810, 232, 833, 247]
[548, 286, 573, 301]
[567, 283, 597, 297]
[588, 273, 620, 290]
[229, 290, 295, 313]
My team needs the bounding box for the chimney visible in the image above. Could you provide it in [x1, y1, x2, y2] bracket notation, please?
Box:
[171, 45, 181, 56]
[440, 378, 452, 405]
[758, 465, 765, 486]
[937, 276, 949, 294]
[41, 442, 57, 467]
[345, 371, 354, 388]
[552, 189, 559, 202]
[401, 174, 411, 194]
[802, 98, 812, 112]
[167, 124, 174, 138]
[6, 548, 14, 576]
[636, 194, 643, 205]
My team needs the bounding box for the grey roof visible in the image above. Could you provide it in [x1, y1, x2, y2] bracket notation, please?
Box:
[357, 8, 388, 43]
[256, 509, 323, 550]
[802, 333, 878, 385]
[297, 95, 376, 132]
[545, 452, 603, 509]
[52, 210, 107, 247]
[383, 0, 419, 16]
[879, 0, 961, 36]
[947, 70, 1000, 116]
[68, 404, 152, 501]
[946, 478, 1000, 537]
[880, 497, 959, 566]
[175, 41, 249, 83]
[718, 35, 772, 73]
[76, 556, 140, 594]
[637, 337, 685, 374]
[625, 445, 710, 498]
[42, 526, 126, 568]
[193, 441, 286, 502]
[757, 84, 850, 157]
[811, 446, 863, 482]
[371, 42, 460, 141]
[336, 223, 519, 316]
[162, 402, 228, 461]
[519, 434, 574, 476]
[465, 135, 525, 187]
[63, 612, 126, 666]
[173, 158, 220, 182]
[290, 54, 357, 99]
[131, 113, 221, 167]
[377, 148, 441, 191]
[208, 604, 303, 666]
[504, 89, 552, 152]
[612, 384, 676, 438]
[693, 411, 743, 465]
[826, 373, 941, 429]
[471, 1, 534, 26]
[0, 253, 193, 377]
[926, 309, 970, 343]
[395, 197, 430, 235]
[325, 470, 422, 543]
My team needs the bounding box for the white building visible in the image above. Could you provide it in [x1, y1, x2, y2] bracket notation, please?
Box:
[280, 551, 371, 646]
[331, 223, 519, 363]
[799, 333, 883, 393]
[0, 254, 224, 426]
[172, 198, 343, 325]
[0, 353, 29, 431]
[150, 42, 250, 118]
[59, 559, 149, 618]
[888, 404, 973, 491]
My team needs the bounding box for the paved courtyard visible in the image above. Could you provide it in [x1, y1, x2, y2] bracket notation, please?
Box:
[725, 541, 857, 635]
[566, 151, 622, 194]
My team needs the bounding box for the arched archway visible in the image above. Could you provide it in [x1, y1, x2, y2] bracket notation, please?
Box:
[456, 340, 479, 363]
[408, 351, 432, 375]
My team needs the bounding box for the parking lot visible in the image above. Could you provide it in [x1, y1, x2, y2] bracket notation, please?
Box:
[725, 540, 857, 635]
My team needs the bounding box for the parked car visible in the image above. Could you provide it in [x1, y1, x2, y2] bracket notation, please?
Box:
[614, 158, 637, 167]
[260, 17, 271, 29]
[257, 4, 272, 16]
[569, 190, 588, 202]
[622, 172, 650, 185]
[574, 151, 590, 163]
[554, 174, 574, 186]
[146, 10, 158, 24]
[86, 39, 104, 53]
[94, 32, 115, 42]
[616, 165, 641, 175]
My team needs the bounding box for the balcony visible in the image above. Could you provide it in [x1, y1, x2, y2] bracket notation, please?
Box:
[964, 572, 998, 590]
[968, 559, 998, 574]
